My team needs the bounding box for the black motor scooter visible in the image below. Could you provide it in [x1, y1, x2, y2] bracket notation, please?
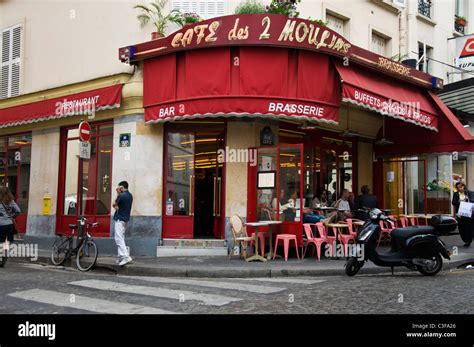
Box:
[345, 208, 456, 276]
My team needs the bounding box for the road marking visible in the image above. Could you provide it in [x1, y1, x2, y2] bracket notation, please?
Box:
[233, 278, 326, 285]
[8, 289, 177, 314]
[69, 279, 242, 306]
[123, 276, 287, 294]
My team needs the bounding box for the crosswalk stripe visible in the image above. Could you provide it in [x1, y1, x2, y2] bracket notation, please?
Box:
[122, 276, 287, 294]
[233, 278, 326, 285]
[69, 279, 242, 306]
[8, 289, 177, 314]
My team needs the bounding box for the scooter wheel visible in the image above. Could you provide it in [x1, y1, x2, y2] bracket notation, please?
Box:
[417, 253, 443, 276]
[345, 257, 363, 276]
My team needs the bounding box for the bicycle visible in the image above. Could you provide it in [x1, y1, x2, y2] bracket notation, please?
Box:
[51, 216, 99, 272]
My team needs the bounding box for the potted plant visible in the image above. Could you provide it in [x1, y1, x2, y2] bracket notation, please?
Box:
[266, 0, 301, 18]
[234, 0, 266, 14]
[456, 16, 467, 27]
[308, 17, 328, 27]
[134, 0, 182, 40]
[181, 12, 202, 26]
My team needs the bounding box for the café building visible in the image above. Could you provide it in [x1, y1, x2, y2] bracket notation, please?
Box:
[1, 14, 472, 256]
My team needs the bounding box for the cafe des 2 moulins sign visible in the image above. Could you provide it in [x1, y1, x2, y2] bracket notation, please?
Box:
[120, 14, 441, 89]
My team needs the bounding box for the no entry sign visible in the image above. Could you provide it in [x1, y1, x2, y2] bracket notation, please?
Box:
[78, 121, 91, 142]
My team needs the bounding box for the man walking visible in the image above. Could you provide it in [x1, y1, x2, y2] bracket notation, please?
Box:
[113, 181, 133, 266]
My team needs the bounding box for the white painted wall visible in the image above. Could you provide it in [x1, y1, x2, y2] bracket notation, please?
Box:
[1, 0, 472, 98]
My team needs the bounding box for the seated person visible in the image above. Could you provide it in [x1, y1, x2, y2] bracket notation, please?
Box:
[312, 189, 329, 208]
[322, 189, 354, 225]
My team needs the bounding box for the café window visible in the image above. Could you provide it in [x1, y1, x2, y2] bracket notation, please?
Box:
[0, 133, 31, 214]
[61, 122, 113, 216]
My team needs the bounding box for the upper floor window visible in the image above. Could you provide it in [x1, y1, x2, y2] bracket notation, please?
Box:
[326, 13, 346, 36]
[418, 42, 433, 74]
[418, 0, 432, 18]
[171, 0, 225, 19]
[371, 32, 389, 56]
[1, 24, 22, 100]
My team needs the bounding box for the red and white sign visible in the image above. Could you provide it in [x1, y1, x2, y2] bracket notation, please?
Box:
[456, 34, 474, 72]
[78, 121, 92, 142]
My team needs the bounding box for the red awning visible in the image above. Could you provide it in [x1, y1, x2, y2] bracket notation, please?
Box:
[334, 62, 439, 131]
[0, 84, 122, 128]
[143, 47, 340, 125]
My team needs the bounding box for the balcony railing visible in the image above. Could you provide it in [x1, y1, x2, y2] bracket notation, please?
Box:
[418, 0, 432, 18]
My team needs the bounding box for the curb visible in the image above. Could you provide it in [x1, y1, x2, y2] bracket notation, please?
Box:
[12, 254, 474, 278]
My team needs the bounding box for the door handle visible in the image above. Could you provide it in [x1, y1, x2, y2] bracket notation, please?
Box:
[217, 177, 222, 217]
[213, 177, 217, 217]
[189, 175, 193, 216]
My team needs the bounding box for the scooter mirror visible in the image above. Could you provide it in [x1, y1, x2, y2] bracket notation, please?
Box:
[369, 208, 383, 220]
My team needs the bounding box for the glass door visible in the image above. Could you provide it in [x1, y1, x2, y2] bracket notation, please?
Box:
[383, 159, 427, 215]
[163, 132, 195, 239]
[163, 126, 225, 239]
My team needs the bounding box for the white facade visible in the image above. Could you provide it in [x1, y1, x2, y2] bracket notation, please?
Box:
[1, 0, 473, 100]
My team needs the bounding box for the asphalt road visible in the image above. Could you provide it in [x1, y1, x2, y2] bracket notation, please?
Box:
[1, 261, 473, 315]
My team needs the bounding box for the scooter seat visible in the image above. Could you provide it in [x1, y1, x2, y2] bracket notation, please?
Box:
[391, 226, 434, 240]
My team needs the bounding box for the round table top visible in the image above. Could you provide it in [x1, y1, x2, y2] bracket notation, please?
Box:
[327, 223, 349, 228]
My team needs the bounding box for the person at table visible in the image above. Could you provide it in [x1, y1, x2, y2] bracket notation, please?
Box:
[355, 185, 378, 221]
[452, 182, 474, 247]
[272, 189, 293, 221]
[323, 189, 353, 225]
[311, 188, 329, 208]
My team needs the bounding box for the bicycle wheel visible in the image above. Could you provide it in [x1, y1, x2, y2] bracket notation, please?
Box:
[76, 239, 98, 272]
[51, 237, 69, 266]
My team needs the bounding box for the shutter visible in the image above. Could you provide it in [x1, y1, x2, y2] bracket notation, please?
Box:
[371, 33, 386, 56]
[1, 65, 9, 99]
[0, 25, 22, 99]
[11, 26, 22, 97]
[172, 1, 225, 19]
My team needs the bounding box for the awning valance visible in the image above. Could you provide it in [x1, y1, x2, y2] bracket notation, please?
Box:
[335, 62, 439, 131]
[0, 84, 123, 128]
[144, 47, 340, 125]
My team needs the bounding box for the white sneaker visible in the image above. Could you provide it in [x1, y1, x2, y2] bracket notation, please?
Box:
[118, 256, 133, 266]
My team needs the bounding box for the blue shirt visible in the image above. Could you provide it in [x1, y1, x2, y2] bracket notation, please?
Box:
[113, 191, 133, 222]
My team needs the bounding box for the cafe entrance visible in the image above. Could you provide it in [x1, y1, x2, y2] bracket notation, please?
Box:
[162, 122, 225, 239]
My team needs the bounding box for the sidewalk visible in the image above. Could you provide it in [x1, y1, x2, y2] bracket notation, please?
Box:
[12, 234, 474, 278]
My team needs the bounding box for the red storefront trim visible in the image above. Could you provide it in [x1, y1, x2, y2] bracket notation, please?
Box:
[0, 84, 123, 128]
[145, 97, 339, 124]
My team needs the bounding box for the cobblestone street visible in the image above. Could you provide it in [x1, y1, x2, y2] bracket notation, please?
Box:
[2, 262, 473, 314]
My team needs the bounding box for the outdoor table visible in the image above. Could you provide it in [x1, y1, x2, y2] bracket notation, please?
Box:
[244, 221, 282, 262]
[326, 223, 350, 259]
[263, 221, 283, 260]
[353, 220, 365, 227]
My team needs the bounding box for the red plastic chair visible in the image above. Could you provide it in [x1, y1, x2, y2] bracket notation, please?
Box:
[377, 220, 395, 247]
[273, 234, 300, 261]
[338, 220, 357, 255]
[302, 223, 327, 262]
[399, 216, 408, 228]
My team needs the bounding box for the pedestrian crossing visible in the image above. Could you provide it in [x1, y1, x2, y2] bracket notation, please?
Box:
[8, 266, 326, 314]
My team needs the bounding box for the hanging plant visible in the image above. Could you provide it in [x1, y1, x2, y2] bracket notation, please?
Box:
[181, 12, 202, 26]
[134, 0, 182, 39]
[308, 17, 328, 27]
[266, 0, 301, 18]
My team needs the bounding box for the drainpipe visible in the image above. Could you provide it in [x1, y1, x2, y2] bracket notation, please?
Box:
[406, 0, 416, 60]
